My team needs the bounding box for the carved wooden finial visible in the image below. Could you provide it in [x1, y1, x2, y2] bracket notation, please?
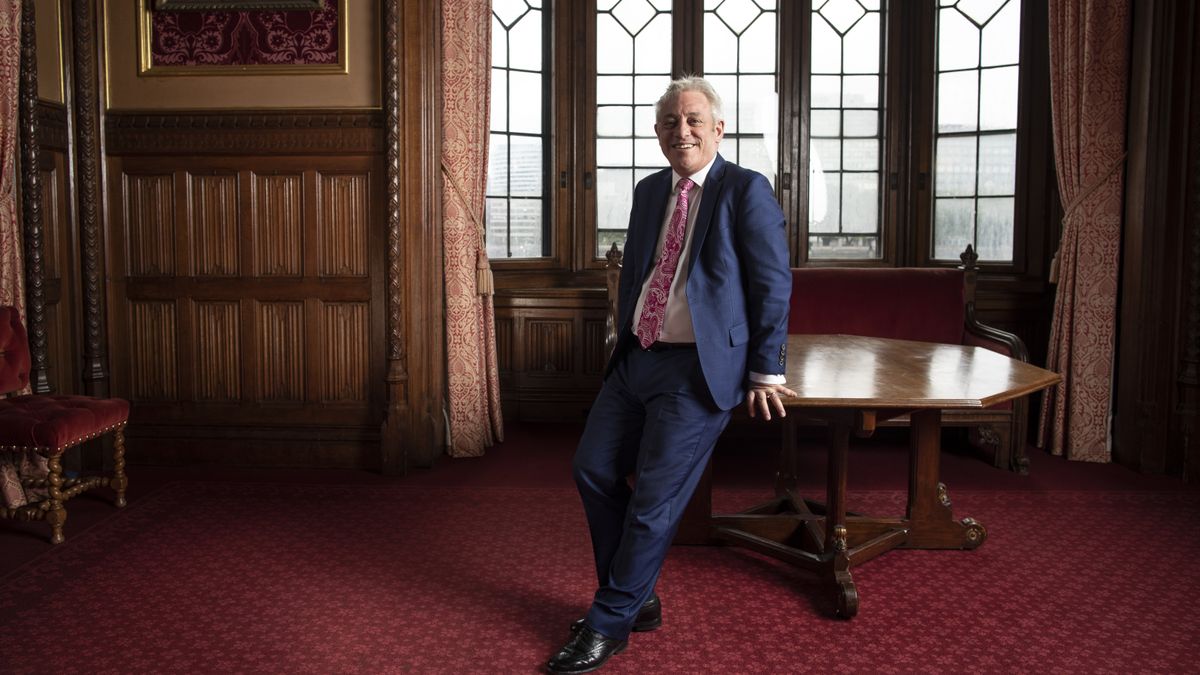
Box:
[958, 244, 978, 271]
[605, 241, 623, 269]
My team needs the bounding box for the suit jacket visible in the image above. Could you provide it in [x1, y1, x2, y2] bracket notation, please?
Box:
[607, 154, 792, 411]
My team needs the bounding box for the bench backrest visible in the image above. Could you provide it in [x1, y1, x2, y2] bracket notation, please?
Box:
[788, 267, 966, 345]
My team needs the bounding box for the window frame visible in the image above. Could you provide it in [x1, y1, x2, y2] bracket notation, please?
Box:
[487, 0, 1051, 282]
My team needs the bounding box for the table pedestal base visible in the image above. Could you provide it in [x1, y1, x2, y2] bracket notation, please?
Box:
[709, 408, 987, 618]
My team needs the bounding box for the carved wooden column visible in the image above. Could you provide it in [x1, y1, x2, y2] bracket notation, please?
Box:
[381, 0, 446, 474]
[19, 0, 50, 393]
[70, 0, 109, 398]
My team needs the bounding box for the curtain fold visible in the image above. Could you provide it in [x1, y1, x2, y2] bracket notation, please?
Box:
[441, 0, 503, 457]
[0, 0, 30, 507]
[1039, 0, 1130, 461]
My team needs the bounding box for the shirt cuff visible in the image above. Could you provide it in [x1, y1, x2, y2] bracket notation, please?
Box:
[748, 372, 786, 386]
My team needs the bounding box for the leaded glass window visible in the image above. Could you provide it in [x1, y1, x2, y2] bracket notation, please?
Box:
[595, 0, 673, 257]
[807, 0, 885, 260]
[703, 0, 779, 188]
[487, 0, 549, 258]
[933, 0, 1021, 262]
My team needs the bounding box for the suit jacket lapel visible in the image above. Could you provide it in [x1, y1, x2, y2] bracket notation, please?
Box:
[687, 153, 726, 274]
[633, 170, 673, 288]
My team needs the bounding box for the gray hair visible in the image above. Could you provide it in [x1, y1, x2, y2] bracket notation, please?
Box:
[655, 75, 724, 123]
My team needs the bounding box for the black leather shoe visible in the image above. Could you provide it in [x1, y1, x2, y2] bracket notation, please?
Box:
[546, 624, 627, 674]
[569, 594, 662, 634]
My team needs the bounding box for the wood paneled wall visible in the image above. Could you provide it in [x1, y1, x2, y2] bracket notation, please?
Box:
[104, 115, 386, 468]
[494, 288, 609, 422]
[35, 102, 79, 397]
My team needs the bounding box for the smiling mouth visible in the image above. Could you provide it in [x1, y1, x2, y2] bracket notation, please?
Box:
[672, 143, 697, 150]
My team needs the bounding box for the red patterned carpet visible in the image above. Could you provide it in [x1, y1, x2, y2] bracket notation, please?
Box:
[1, 477, 1198, 673]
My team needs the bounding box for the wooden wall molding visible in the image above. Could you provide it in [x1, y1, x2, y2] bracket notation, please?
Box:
[35, 101, 68, 151]
[20, 0, 51, 393]
[380, 0, 445, 474]
[72, 0, 109, 397]
[106, 110, 384, 155]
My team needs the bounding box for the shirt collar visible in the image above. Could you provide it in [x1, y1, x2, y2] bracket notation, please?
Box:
[672, 154, 718, 193]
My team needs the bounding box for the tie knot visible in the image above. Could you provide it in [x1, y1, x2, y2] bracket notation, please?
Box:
[677, 178, 695, 195]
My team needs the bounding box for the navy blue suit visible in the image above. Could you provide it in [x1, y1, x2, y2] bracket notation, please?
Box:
[573, 154, 791, 639]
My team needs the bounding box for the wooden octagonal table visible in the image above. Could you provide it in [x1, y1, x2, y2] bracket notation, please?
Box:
[702, 334, 1061, 618]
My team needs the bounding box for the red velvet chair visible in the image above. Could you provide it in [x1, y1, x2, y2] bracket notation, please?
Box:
[0, 306, 129, 543]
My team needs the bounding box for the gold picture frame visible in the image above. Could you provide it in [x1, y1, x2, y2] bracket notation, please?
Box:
[153, 0, 324, 9]
[138, 0, 348, 76]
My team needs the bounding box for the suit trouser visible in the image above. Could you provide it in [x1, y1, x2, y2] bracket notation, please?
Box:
[573, 345, 732, 640]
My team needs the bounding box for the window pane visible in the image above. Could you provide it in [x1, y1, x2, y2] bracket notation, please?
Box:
[510, 71, 543, 134]
[811, 75, 841, 108]
[933, 198, 974, 260]
[597, 106, 633, 137]
[510, 8, 543, 71]
[978, 133, 1016, 195]
[597, 15, 634, 73]
[979, 65, 1019, 130]
[976, 197, 1014, 260]
[937, 70, 979, 133]
[488, 134, 509, 195]
[485, 198, 509, 259]
[842, 172, 879, 233]
[935, 136, 977, 197]
[933, 0, 1021, 262]
[488, 3, 549, 258]
[843, 139, 878, 171]
[596, 167, 633, 250]
[938, 7, 980, 72]
[810, 17, 842, 74]
[510, 136, 544, 197]
[809, 172, 841, 233]
[808, 0, 884, 260]
[981, 0, 1020, 66]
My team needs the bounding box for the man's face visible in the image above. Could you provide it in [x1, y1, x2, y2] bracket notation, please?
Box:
[655, 90, 725, 177]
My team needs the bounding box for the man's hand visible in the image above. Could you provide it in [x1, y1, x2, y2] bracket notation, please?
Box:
[746, 384, 797, 422]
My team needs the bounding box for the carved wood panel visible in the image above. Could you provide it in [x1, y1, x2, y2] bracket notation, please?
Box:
[129, 301, 178, 401]
[194, 301, 241, 401]
[318, 173, 369, 277]
[106, 151, 383, 466]
[321, 302, 368, 402]
[254, 174, 303, 276]
[125, 174, 176, 277]
[258, 301, 304, 402]
[190, 174, 239, 276]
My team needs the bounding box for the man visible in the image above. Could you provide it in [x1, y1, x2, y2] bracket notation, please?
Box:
[546, 76, 795, 674]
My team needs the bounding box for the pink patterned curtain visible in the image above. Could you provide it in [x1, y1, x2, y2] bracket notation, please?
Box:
[0, 0, 30, 508]
[1039, 0, 1130, 462]
[0, 0, 24, 314]
[441, 0, 503, 457]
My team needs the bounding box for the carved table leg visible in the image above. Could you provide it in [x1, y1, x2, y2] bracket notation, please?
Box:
[826, 418, 858, 617]
[905, 409, 987, 549]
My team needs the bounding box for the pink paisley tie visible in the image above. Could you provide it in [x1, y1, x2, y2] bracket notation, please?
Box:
[636, 178, 695, 349]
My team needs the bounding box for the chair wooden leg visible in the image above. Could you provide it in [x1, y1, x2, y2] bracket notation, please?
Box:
[111, 427, 128, 508]
[46, 455, 67, 544]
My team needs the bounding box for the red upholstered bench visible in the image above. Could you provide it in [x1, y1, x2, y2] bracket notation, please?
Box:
[787, 247, 1031, 472]
[0, 306, 130, 543]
